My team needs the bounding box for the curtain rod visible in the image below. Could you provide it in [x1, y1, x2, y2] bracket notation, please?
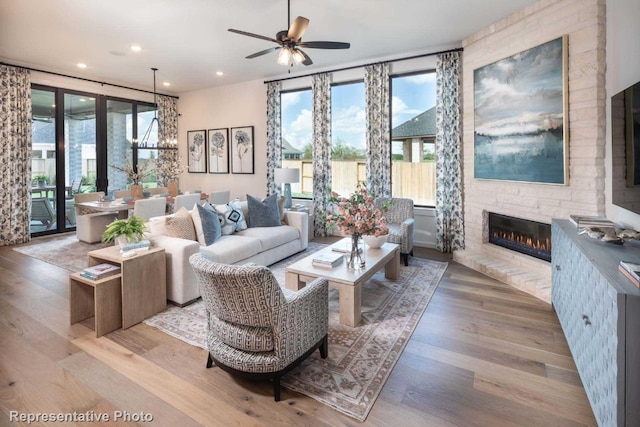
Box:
[264, 46, 463, 84]
[0, 61, 179, 99]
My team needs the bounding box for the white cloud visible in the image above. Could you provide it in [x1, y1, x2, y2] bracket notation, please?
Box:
[392, 95, 422, 125]
[404, 73, 436, 85]
[333, 105, 366, 146]
[281, 91, 302, 111]
[283, 108, 312, 149]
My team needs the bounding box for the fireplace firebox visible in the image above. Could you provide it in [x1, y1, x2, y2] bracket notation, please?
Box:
[488, 212, 551, 262]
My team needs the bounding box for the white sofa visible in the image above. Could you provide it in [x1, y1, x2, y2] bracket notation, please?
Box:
[146, 201, 308, 306]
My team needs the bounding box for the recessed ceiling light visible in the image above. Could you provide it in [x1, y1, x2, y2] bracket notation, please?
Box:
[77, 63, 87, 69]
[130, 45, 142, 52]
[216, 71, 224, 76]
[162, 82, 171, 87]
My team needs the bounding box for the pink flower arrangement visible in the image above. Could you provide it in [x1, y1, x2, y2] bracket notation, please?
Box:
[325, 184, 389, 237]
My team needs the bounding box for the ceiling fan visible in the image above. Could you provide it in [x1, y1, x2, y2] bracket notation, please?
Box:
[228, 0, 350, 67]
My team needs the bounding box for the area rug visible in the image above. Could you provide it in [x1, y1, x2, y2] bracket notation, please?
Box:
[144, 246, 447, 421]
[12, 234, 109, 272]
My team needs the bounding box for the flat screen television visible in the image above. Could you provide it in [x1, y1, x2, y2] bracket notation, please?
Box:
[611, 79, 640, 214]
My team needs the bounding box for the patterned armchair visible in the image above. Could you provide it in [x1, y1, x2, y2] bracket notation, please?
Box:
[375, 197, 414, 266]
[189, 253, 329, 401]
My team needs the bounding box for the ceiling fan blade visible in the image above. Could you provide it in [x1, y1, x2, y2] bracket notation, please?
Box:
[228, 28, 280, 44]
[299, 49, 313, 66]
[287, 16, 309, 41]
[246, 46, 281, 59]
[298, 41, 351, 49]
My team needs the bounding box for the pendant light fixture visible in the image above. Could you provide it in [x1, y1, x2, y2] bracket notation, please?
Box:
[134, 67, 176, 148]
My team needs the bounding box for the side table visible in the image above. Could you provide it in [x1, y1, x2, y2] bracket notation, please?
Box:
[69, 246, 167, 336]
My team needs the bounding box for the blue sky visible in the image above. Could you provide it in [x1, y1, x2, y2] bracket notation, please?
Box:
[281, 71, 436, 151]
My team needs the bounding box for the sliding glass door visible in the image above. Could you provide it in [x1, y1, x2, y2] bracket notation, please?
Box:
[30, 86, 155, 236]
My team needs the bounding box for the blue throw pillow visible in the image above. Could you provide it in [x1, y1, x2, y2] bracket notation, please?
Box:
[247, 194, 281, 227]
[196, 203, 221, 245]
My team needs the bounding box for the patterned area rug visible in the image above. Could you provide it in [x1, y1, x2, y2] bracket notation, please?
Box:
[12, 234, 109, 272]
[144, 244, 447, 421]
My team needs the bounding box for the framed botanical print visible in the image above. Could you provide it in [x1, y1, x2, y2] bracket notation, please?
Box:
[187, 130, 207, 173]
[230, 126, 254, 174]
[208, 128, 229, 174]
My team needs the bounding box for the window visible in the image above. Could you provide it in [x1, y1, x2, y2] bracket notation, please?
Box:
[281, 89, 312, 198]
[391, 71, 437, 206]
[331, 81, 366, 196]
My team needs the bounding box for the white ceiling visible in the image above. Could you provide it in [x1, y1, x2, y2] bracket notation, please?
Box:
[0, 0, 537, 95]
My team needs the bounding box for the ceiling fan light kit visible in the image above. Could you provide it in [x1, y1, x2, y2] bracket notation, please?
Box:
[228, 0, 350, 67]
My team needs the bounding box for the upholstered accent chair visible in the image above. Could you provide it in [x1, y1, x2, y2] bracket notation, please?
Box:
[133, 197, 167, 221]
[74, 192, 119, 243]
[189, 253, 329, 401]
[147, 187, 168, 195]
[173, 193, 200, 213]
[375, 197, 414, 266]
[113, 189, 131, 199]
[209, 190, 231, 204]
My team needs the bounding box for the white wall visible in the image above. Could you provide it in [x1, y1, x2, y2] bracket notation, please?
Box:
[176, 79, 268, 200]
[605, 0, 640, 228]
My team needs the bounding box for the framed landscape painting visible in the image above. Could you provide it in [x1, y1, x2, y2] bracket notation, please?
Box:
[231, 126, 254, 174]
[187, 130, 207, 173]
[208, 128, 229, 174]
[473, 36, 568, 185]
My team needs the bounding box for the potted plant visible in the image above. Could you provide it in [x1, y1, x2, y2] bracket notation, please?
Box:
[33, 174, 48, 187]
[102, 215, 147, 246]
[156, 153, 187, 196]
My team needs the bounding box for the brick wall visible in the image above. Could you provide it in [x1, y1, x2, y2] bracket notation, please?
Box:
[454, 0, 606, 301]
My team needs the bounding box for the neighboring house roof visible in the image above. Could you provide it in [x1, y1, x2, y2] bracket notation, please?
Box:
[391, 107, 436, 140]
[281, 137, 303, 156]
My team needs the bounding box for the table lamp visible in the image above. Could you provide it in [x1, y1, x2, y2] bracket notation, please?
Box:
[274, 168, 300, 209]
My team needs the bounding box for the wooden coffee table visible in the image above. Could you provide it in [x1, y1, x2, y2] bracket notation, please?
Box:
[285, 238, 400, 326]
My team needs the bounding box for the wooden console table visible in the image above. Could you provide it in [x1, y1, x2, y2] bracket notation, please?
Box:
[69, 246, 167, 336]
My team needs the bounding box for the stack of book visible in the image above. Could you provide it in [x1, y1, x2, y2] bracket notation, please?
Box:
[569, 215, 615, 228]
[80, 263, 121, 281]
[312, 252, 344, 269]
[618, 261, 640, 288]
[120, 239, 151, 252]
[287, 204, 308, 211]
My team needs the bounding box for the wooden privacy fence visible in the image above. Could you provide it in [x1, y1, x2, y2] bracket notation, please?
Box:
[281, 159, 435, 206]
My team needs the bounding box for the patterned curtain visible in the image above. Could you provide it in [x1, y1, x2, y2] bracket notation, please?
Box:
[0, 65, 32, 246]
[364, 63, 391, 198]
[312, 73, 332, 237]
[266, 81, 282, 196]
[157, 95, 180, 187]
[435, 51, 464, 253]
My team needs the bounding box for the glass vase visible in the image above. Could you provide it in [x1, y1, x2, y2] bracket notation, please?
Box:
[347, 234, 366, 270]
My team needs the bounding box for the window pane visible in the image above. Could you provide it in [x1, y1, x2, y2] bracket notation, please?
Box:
[107, 99, 133, 193]
[65, 93, 97, 193]
[137, 105, 159, 187]
[281, 89, 312, 199]
[30, 88, 56, 233]
[391, 72, 437, 206]
[331, 82, 366, 196]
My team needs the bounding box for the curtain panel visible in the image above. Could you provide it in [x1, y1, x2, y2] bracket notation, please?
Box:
[0, 65, 32, 246]
[266, 81, 282, 196]
[364, 63, 391, 198]
[311, 73, 332, 237]
[157, 95, 180, 186]
[435, 51, 464, 252]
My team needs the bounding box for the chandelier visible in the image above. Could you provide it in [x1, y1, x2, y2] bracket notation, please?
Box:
[133, 67, 176, 149]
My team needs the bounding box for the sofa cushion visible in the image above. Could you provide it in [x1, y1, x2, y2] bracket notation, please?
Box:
[193, 203, 222, 245]
[235, 225, 299, 252]
[247, 194, 281, 227]
[165, 207, 196, 241]
[199, 235, 262, 264]
[213, 200, 247, 235]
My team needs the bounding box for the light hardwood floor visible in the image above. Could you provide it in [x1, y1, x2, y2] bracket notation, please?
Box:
[0, 236, 597, 426]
